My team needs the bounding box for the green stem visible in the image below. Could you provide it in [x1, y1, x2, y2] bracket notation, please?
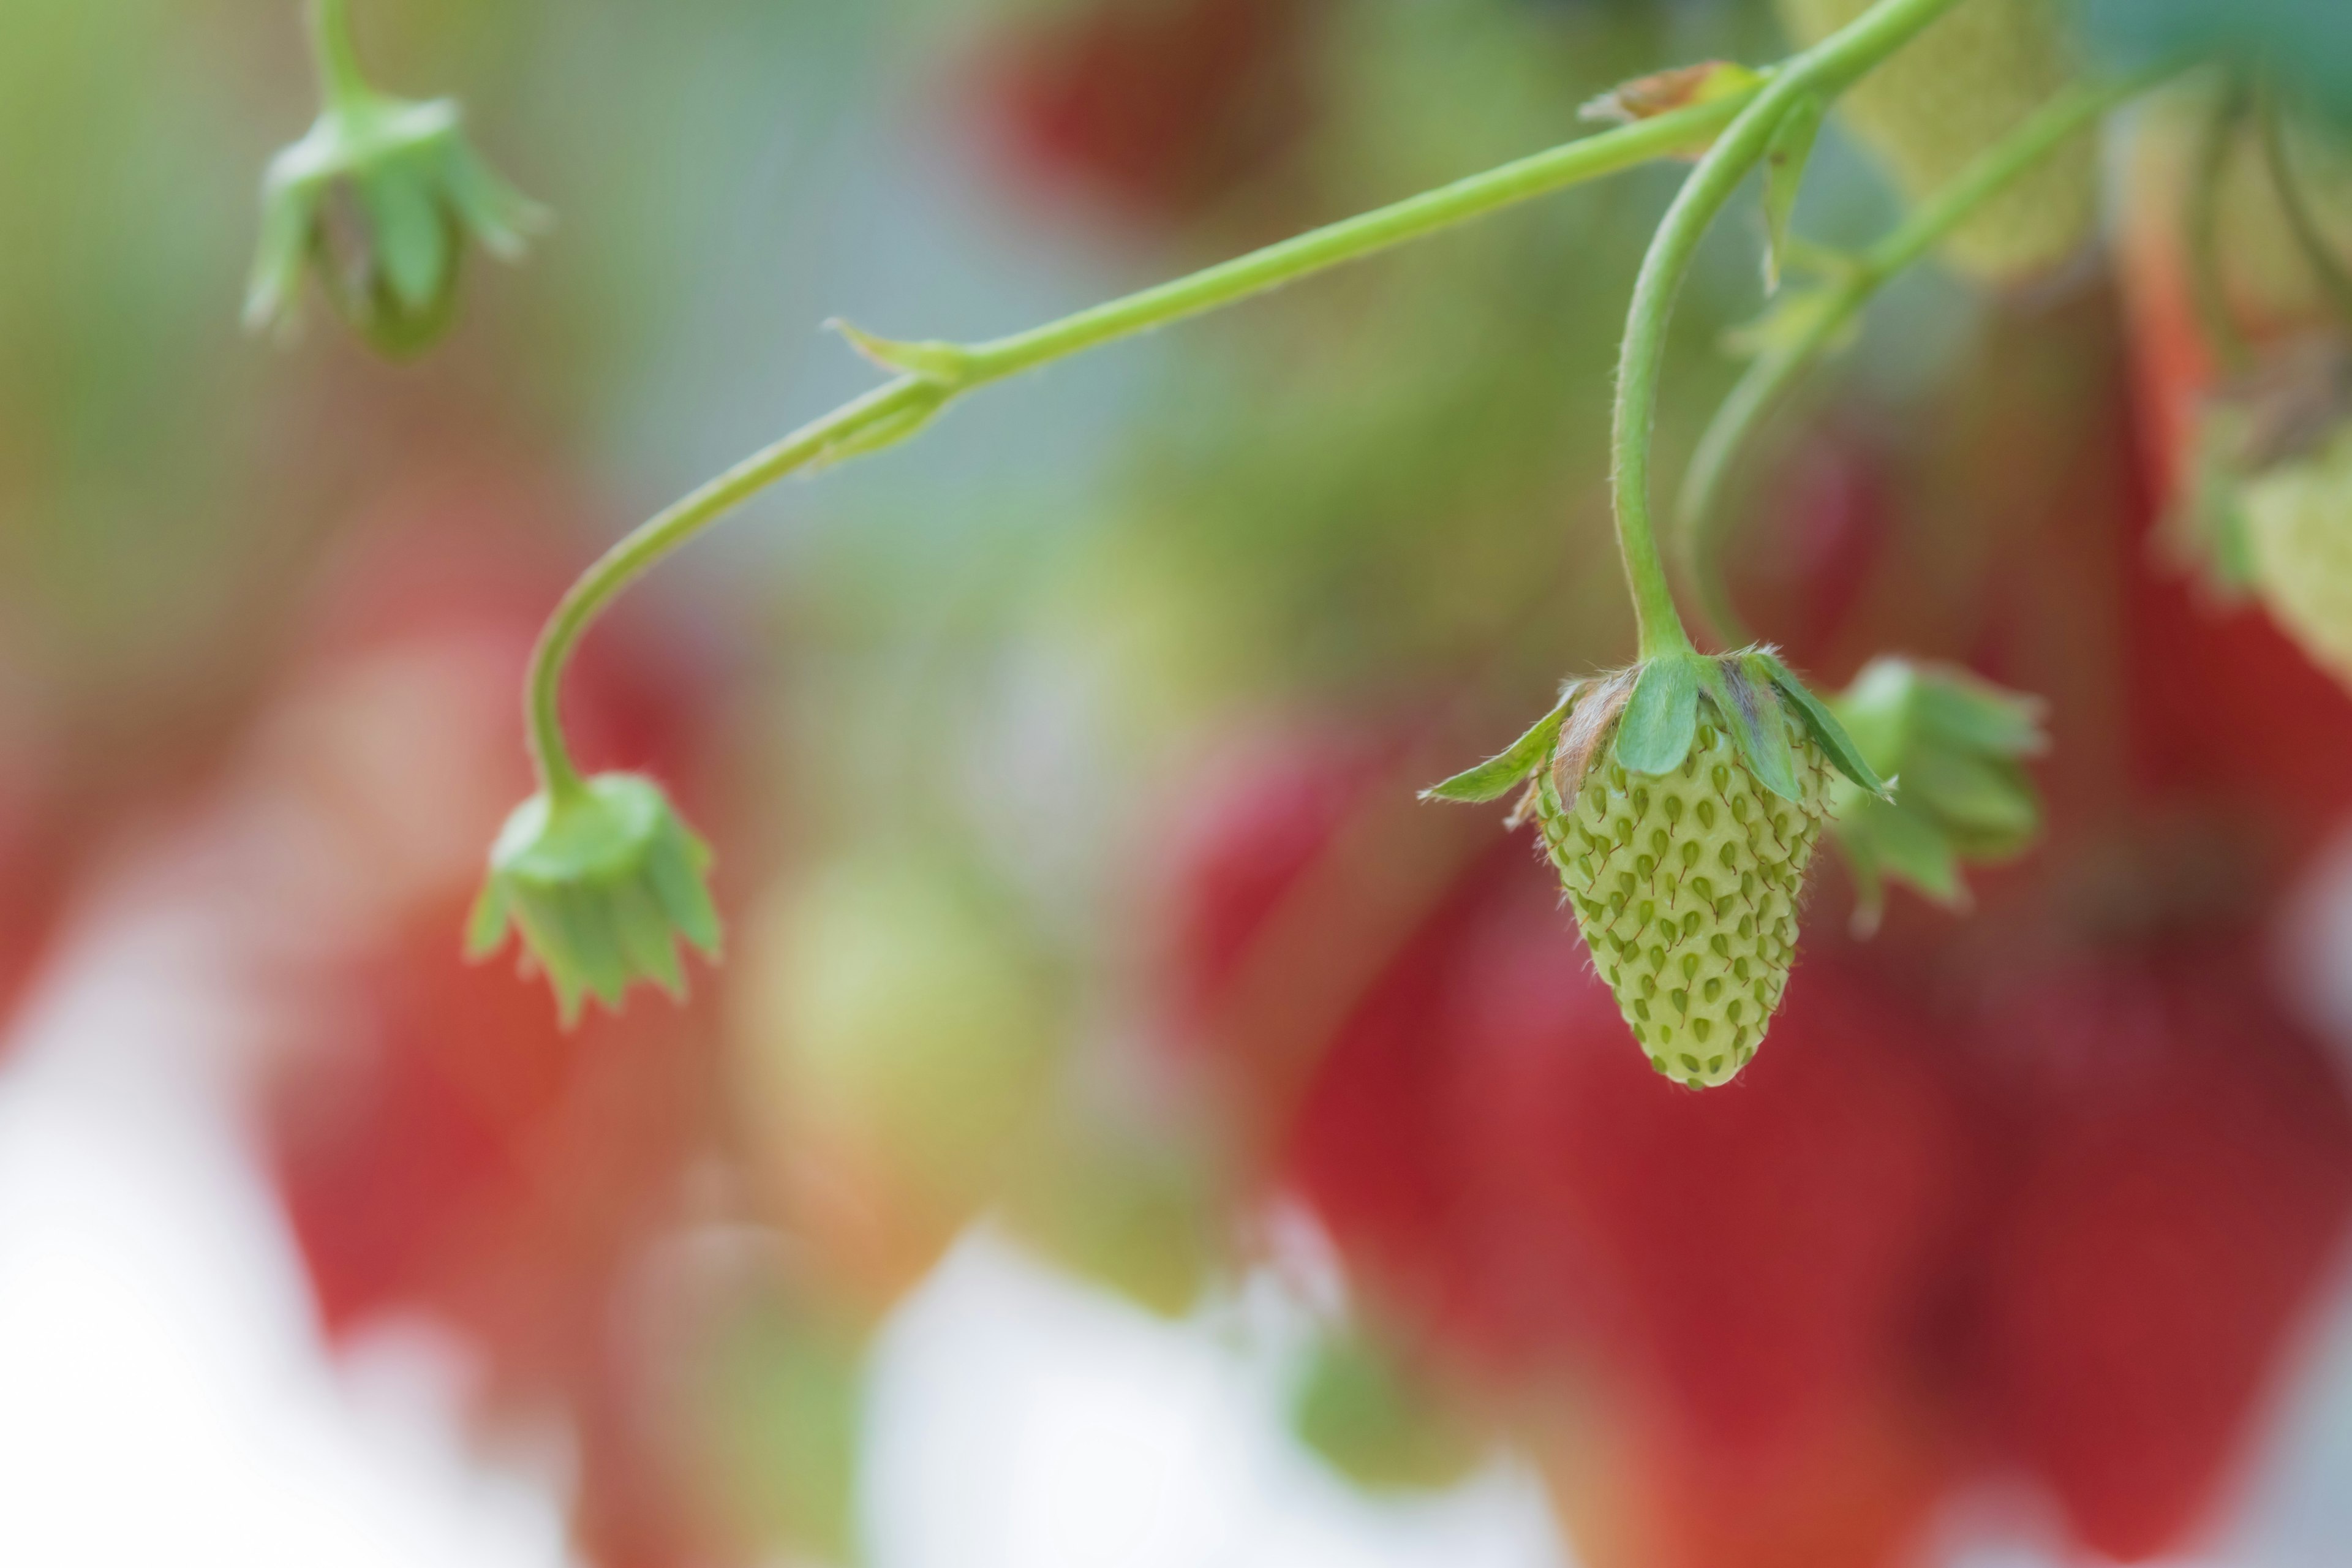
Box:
[1609, 0, 1965, 662]
[306, 0, 372, 112]
[1676, 64, 2179, 647]
[521, 87, 1763, 794]
[2258, 90, 2352, 335]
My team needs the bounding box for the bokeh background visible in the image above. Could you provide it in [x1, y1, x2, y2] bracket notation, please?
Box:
[6, 1, 2352, 1565]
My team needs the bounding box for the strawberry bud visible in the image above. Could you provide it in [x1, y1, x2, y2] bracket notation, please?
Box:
[1428, 650, 1885, 1087]
[245, 7, 545, 358]
[467, 774, 720, 1025]
[1825, 656, 2048, 932]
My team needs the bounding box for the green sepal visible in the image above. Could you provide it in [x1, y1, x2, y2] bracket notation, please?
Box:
[1898, 662, 2046, 759]
[357, 156, 449, 312]
[1700, 656, 1800, 802]
[1613, 655, 1703, 776]
[440, 139, 547, 261]
[464, 875, 513, 961]
[1422, 685, 1578, 803]
[472, 772, 721, 1026]
[1758, 650, 1890, 798]
[1762, 93, 1825, 294]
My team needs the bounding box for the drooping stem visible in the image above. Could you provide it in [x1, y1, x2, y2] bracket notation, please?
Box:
[1676, 64, 2181, 647]
[1608, 0, 1965, 662]
[306, 0, 372, 112]
[520, 86, 1764, 794]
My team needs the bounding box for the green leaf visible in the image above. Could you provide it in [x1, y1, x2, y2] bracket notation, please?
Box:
[1760, 652, 1889, 797]
[1422, 688, 1577, 803]
[1611, 657, 1702, 776]
[1762, 94, 1825, 294]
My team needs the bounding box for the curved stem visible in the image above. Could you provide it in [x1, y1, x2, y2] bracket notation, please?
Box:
[528, 376, 935, 797]
[306, 0, 372, 112]
[1676, 64, 2179, 647]
[521, 88, 1764, 794]
[2258, 89, 2352, 334]
[1610, 0, 1965, 662]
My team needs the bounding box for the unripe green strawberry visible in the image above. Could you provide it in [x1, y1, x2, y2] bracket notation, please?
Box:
[1427, 651, 1882, 1090]
[2241, 423, 2352, 688]
[1539, 679, 1830, 1087]
[1777, 0, 2096, 283]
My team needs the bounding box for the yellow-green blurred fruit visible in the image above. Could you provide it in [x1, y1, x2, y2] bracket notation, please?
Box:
[2242, 427, 2352, 689]
[691, 1294, 865, 1565]
[999, 1113, 1223, 1318]
[1291, 1328, 1487, 1493]
[734, 846, 1063, 1310]
[1778, 0, 2097, 283]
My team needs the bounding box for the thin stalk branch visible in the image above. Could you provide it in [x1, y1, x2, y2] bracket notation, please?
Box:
[1607, 0, 1966, 663]
[520, 86, 1762, 791]
[1676, 63, 2185, 648]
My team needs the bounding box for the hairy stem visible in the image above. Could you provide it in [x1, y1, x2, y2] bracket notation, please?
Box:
[521, 86, 1762, 793]
[1677, 64, 2179, 647]
[1608, 0, 1965, 663]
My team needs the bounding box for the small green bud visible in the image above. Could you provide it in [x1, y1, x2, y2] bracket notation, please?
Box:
[245, 27, 546, 358]
[1825, 657, 2048, 932]
[468, 774, 721, 1025]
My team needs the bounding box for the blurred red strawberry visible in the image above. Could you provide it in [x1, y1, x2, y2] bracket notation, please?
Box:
[982, 0, 1323, 222]
[273, 897, 719, 1392]
[1441, 873, 1977, 1463]
[1972, 954, 2352, 1561]
[0, 698, 74, 1049]
[1550, 1376, 1956, 1568]
[1151, 720, 1506, 1324]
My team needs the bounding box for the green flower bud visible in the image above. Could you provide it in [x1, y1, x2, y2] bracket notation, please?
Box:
[1824, 657, 2048, 933]
[245, 3, 545, 358]
[467, 774, 721, 1025]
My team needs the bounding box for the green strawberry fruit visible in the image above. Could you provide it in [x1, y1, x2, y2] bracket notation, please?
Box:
[1428, 650, 1884, 1088]
[1777, 0, 2096, 283]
